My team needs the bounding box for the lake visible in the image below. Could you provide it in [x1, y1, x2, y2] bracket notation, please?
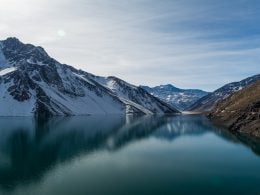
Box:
[0, 115, 260, 195]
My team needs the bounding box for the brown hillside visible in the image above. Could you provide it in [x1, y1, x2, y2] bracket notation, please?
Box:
[208, 81, 260, 138]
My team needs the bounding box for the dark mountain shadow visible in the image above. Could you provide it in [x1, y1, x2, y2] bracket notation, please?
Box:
[224, 132, 260, 156]
[0, 115, 168, 189]
[0, 115, 260, 191]
[203, 120, 260, 157]
[153, 115, 260, 157]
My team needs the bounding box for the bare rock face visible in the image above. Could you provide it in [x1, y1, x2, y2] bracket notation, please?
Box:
[0, 37, 180, 116]
[208, 81, 260, 138]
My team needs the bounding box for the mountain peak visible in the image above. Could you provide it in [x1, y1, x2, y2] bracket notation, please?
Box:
[1, 37, 49, 56]
[0, 37, 179, 116]
[0, 37, 51, 67]
[158, 84, 180, 90]
[5, 37, 21, 42]
[141, 84, 208, 110]
[1, 37, 23, 48]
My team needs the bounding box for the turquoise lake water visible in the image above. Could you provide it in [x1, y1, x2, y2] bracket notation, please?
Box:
[0, 115, 259, 195]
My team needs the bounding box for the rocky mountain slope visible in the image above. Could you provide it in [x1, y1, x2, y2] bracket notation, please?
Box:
[93, 77, 179, 114]
[187, 74, 260, 112]
[141, 84, 208, 110]
[208, 81, 260, 138]
[0, 37, 179, 116]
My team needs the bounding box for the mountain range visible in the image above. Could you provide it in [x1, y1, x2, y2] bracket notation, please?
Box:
[0, 37, 259, 122]
[0, 37, 179, 116]
[141, 84, 208, 111]
[187, 74, 260, 112]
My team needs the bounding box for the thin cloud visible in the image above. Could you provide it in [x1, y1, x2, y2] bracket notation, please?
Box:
[0, 0, 259, 91]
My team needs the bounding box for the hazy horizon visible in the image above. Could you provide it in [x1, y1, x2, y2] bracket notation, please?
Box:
[0, 0, 259, 91]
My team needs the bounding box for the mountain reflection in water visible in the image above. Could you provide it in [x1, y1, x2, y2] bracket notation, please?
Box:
[0, 115, 259, 195]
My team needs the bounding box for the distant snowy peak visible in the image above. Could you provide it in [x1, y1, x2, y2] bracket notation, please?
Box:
[141, 84, 208, 111]
[91, 76, 180, 114]
[187, 74, 260, 112]
[0, 37, 179, 116]
[152, 84, 182, 92]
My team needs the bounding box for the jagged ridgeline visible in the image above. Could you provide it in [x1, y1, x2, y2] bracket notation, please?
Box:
[141, 84, 208, 111]
[187, 74, 260, 112]
[0, 38, 180, 116]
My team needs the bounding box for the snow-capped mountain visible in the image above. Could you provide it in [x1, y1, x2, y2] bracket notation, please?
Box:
[187, 74, 260, 112]
[141, 84, 208, 111]
[0, 37, 179, 116]
[92, 77, 179, 114]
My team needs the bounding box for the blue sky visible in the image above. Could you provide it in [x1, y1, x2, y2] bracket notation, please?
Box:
[0, 0, 259, 91]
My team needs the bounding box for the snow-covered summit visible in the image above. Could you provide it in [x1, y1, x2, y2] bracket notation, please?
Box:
[0, 37, 179, 116]
[141, 84, 208, 111]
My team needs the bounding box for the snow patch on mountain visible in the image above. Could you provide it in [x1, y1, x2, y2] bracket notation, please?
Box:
[26, 58, 48, 66]
[92, 77, 180, 114]
[36, 81, 124, 115]
[119, 97, 153, 115]
[0, 37, 179, 116]
[187, 74, 260, 112]
[0, 67, 17, 76]
[141, 84, 208, 111]
[0, 82, 36, 116]
[72, 72, 96, 86]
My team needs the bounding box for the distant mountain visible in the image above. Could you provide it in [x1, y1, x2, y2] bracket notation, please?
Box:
[187, 74, 260, 112]
[208, 81, 260, 138]
[141, 84, 208, 110]
[0, 37, 179, 116]
[92, 77, 179, 114]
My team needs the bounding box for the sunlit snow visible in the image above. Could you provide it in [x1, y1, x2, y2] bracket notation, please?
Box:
[0, 67, 17, 76]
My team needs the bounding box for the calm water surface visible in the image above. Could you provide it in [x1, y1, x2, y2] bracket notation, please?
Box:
[0, 115, 260, 195]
